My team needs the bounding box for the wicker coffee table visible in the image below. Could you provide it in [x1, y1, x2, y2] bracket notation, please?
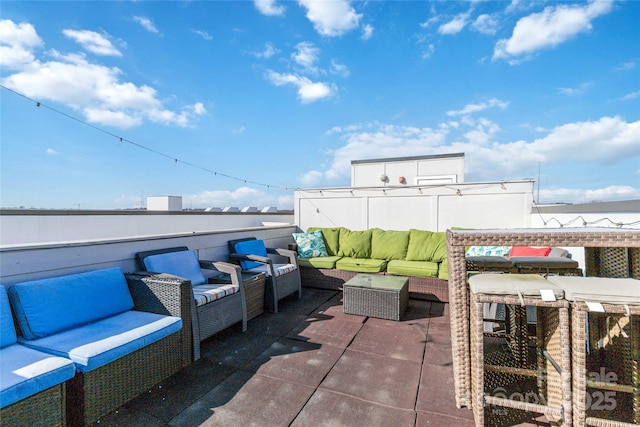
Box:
[343, 274, 409, 321]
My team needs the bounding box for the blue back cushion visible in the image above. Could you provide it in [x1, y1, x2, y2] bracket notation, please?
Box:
[8, 268, 134, 340]
[1, 286, 17, 348]
[233, 239, 268, 270]
[143, 250, 206, 286]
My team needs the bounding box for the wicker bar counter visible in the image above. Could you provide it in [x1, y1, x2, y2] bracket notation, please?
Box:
[446, 227, 640, 410]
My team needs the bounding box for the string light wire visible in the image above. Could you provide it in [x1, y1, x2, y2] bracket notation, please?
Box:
[1, 85, 298, 191]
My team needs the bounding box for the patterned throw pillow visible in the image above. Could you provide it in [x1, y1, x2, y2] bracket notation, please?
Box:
[292, 230, 328, 258]
[465, 246, 512, 257]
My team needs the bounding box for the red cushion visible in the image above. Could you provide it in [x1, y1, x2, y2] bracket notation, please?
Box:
[509, 246, 552, 257]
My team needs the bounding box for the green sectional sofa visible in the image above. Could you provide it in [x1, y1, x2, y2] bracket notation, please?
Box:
[293, 227, 449, 302]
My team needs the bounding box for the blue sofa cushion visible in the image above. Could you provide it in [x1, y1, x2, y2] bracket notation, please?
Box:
[1, 286, 17, 348]
[143, 250, 207, 286]
[233, 239, 268, 270]
[0, 344, 75, 408]
[18, 310, 182, 373]
[8, 268, 134, 340]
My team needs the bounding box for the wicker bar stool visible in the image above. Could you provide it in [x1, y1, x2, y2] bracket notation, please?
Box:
[548, 276, 640, 427]
[469, 274, 572, 426]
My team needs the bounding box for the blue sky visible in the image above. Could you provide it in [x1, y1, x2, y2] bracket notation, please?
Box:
[1, 0, 638, 210]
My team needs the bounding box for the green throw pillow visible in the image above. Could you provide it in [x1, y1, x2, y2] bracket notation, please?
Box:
[307, 227, 342, 256]
[370, 229, 410, 260]
[405, 229, 448, 262]
[338, 229, 372, 258]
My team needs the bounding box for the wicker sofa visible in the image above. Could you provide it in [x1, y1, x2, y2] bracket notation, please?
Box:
[1, 285, 76, 427]
[6, 268, 192, 426]
[293, 227, 450, 302]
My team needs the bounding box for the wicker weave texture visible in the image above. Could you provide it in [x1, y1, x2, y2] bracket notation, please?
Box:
[196, 292, 244, 340]
[66, 332, 183, 426]
[471, 290, 572, 426]
[343, 276, 408, 321]
[243, 274, 265, 320]
[0, 384, 65, 427]
[447, 228, 640, 410]
[571, 302, 640, 427]
[300, 267, 449, 302]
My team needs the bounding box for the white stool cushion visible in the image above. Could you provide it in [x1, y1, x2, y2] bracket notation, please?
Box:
[469, 273, 564, 299]
[546, 276, 640, 305]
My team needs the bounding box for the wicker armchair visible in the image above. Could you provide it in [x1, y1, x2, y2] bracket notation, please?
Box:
[228, 237, 301, 313]
[136, 247, 247, 361]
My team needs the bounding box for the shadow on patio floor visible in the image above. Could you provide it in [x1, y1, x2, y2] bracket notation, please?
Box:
[95, 288, 558, 427]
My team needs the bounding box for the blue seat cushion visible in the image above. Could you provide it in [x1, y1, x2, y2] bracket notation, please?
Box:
[8, 268, 134, 340]
[0, 344, 75, 408]
[1, 286, 17, 348]
[18, 310, 182, 373]
[233, 240, 268, 270]
[143, 250, 207, 286]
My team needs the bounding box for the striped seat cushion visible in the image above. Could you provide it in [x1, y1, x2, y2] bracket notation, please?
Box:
[192, 283, 239, 307]
[247, 263, 297, 278]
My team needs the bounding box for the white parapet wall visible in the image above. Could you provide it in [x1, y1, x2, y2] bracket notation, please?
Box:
[294, 180, 535, 232]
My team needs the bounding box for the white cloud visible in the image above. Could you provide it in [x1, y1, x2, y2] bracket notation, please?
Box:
[361, 24, 373, 40]
[254, 42, 279, 59]
[254, 0, 285, 17]
[292, 41, 320, 73]
[557, 81, 593, 96]
[133, 16, 159, 34]
[306, 116, 639, 194]
[446, 98, 509, 117]
[192, 29, 213, 40]
[615, 60, 635, 72]
[299, 170, 323, 186]
[494, 1, 614, 62]
[420, 16, 439, 29]
[471, 14, 499, 35]
[330, 59, 350, 77]
[185, 186, 278, 209]
[62, 29, 121, 56]
[298, 0, 362, 37]
[622, 91, 640, 101]
[438, 12, 470, 35]
[0, 19, 43, 69]
[265, 70, 335, 103]
[1, 20, 205, 129]
[46, 148, 58, 155]
[539, 185, 640, 204]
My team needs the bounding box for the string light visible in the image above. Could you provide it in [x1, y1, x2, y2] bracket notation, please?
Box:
[1, 85, 300, 192]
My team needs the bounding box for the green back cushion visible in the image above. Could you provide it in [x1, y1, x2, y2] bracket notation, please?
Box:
[338, 229, 372, 258]
[370, 229, 409, 260]
[405, 229, 447, 262]
[307, 227, 342, 256]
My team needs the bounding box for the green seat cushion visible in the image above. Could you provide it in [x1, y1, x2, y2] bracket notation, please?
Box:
[297, 256, 342, 269]
[438, 259, 448, 280]
[387, 260, 439, 277]
[338, 229, 372, 258]
[370, 229, 410, 261]
[406, 229, 447, 262]
[307, 227, 343, 256]
[336, 257, 386, 273]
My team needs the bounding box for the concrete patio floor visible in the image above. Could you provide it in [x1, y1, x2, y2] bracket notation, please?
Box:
[95, 288, 556, 427]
